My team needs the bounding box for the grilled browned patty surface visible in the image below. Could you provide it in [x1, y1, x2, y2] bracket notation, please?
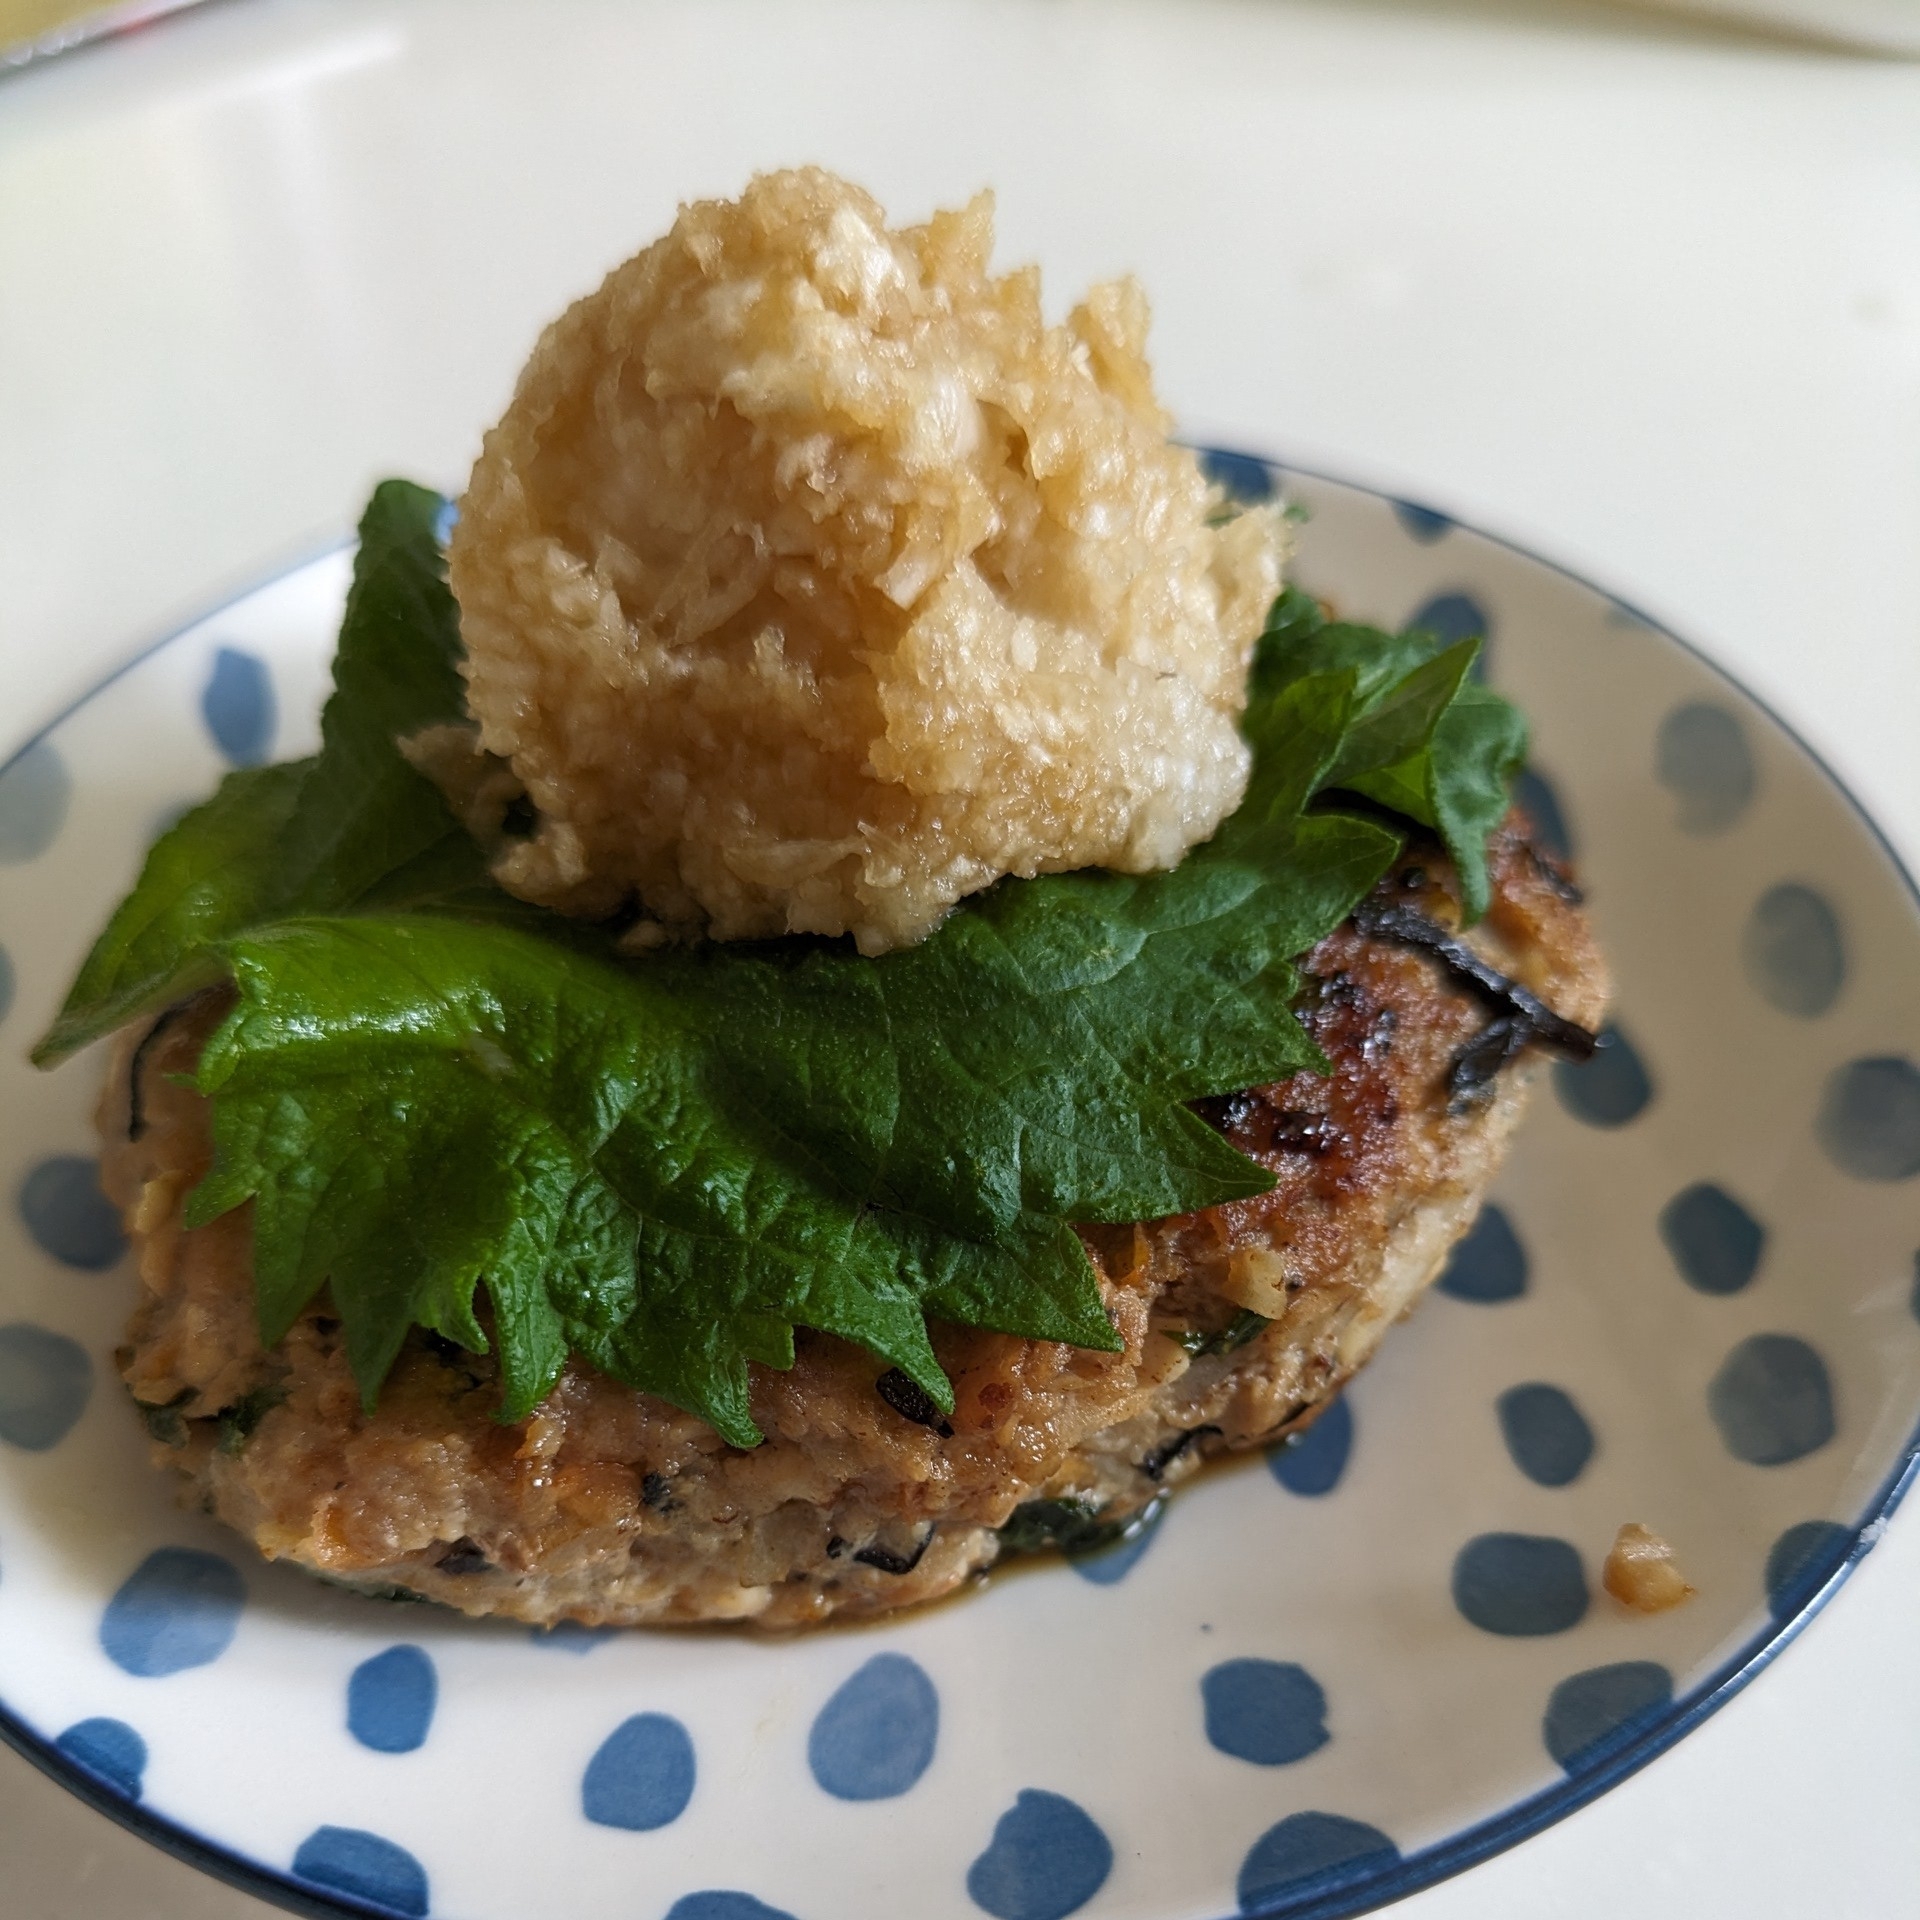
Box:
[101, 817, 1604, 1627]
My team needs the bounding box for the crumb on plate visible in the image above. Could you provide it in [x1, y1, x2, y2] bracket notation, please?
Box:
[1603, 1521, 1696, 1613]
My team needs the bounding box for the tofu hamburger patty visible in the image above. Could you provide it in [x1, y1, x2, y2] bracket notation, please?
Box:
[101, 817, 1603, 1629]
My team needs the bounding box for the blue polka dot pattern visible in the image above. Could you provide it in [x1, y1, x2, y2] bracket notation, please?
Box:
[1268, 1395, 1353, 1496]
[1816, 1057, 1920, 1181]
[1069, 1498, 1166, 1585]
[55, 1717, 147, 1800]
[1656, 701, 1754, 832]
[101, 1548, 245, 1677]
[0, 738, 71, 864]
[1511, 766, 1573, 862]
[967, 1789, 1113, 1920]
[292, 1826, 429, 1917]
[1765, 1519, 1854, 1619]
[1552, 1024, 1653, 1127]
[1392, 500, 1453, 543]
[1496, 1384, 1594, 1487]
[22, 452, 1920, 1920]
[0, 941, 13, 1025]
[808, 1653, 938, 1801]
[1237, 1812, 1400, 1916]
[666, 1897, 798, 1920]
[348, 1645, 438, 1754]
[0, 1322, 92, 1450]
[1658, 1183, 1765, 1296]
[1542, 1663, 1672, 1773]
[1436, 1203, 1527, 1303]
[1743, 883, 1844, 1017]
[582, 1713, 696, 1830]
[1407, 591, 1490, 650]
[1451, 1533, 1588, 1636]
[1708, 1334, 1834, 1466]
[19, 1155, 126, 1270]
[200, 647, 277, 767]
[1197, 447, 1277, 502]
[1201, 1658, 1329, 1766]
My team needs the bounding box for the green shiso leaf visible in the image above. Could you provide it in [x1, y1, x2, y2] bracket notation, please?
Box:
[1250, 584, 1528, 923]
[35, 484, 1527, 1447]
[31, 481, 490, 1066]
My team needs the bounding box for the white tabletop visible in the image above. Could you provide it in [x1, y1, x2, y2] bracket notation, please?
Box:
[4, 1, 1920, 1914]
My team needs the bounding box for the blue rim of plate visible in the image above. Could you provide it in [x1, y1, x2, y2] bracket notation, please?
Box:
[0, 454, 1916, 1920]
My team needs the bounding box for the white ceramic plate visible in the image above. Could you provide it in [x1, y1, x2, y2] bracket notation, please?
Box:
[2, 458, 1917, 1920]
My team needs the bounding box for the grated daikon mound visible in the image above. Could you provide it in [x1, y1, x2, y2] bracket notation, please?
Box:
[448, 168, 1283, 953]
